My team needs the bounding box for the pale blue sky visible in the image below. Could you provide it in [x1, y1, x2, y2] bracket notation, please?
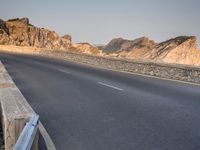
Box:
[0, 0, 200, 46]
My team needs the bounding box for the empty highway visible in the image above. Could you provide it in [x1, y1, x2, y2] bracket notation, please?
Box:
[0, 53, 200, 150]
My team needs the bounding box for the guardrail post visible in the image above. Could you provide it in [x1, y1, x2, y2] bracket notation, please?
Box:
[13, 114, 39, 150]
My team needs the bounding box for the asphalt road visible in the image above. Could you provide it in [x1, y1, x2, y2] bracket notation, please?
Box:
[0, 53, 200, 150]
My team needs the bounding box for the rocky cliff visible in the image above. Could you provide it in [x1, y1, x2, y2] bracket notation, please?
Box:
[104, 36, 200, 66]
[144, 36, 200, 65]
[0, 17, 71, 50]
[0, 17, 102, 55]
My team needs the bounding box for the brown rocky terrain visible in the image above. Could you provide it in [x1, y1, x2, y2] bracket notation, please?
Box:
[102, 37, 156, 52]
[70, 43, 103, 55]
[0, 17, 71, 50]
[0, 17, 102, 55]
[0, 17, 200, 66]
[144, 36, 200, 65]
[103, 36, 200, 66]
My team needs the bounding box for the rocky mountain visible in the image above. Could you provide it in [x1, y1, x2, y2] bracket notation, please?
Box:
[70, 43, 103, 55]
[146, 36, 200, 65]
[0, 17, 199, 66]
[104, 36, 200, 66]
[0, 17, 71, 50]
[102, 37, 156, 52]
[0, 17, 102, 55]
[95, 44, 105, 50]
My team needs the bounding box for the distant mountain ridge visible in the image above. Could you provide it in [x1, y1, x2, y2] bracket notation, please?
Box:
[0, 17, 200, 66]
[102, 37, 156, 52]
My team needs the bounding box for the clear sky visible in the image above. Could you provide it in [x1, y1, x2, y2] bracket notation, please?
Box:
[0, 0, 200, 46]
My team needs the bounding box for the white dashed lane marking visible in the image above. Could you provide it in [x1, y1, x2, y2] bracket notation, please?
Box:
[58, 69, 71, 74]
[98, 81, 124, 91]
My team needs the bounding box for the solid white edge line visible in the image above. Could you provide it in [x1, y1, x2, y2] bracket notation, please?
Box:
[98, 81, 124, 91]
[39, 122, 57, 150]
[58, 69, 71, 74]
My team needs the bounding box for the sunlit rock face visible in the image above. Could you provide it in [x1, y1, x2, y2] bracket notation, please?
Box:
[149, 36, 200, 66]
[104, 36, 200, 66]
[70, 42, 103, 55]
[0, 17, 71, 50]
[0, 17, 199, 66]
[102, 37, 156, 52]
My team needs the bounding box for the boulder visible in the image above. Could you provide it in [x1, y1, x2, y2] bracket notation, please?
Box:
[62, 34, 72, 42]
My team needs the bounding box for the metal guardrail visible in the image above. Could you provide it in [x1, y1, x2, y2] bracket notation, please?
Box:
[13, 114, 39, 150]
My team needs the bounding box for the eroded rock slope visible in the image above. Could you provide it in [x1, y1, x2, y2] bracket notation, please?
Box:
[103, 36, 200, 66]
[0, 17, 71, 49]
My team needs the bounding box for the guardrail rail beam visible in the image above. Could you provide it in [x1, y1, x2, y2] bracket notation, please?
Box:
[13, 114, 39, 150]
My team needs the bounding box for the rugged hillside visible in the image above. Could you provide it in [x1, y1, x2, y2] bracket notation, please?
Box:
[102, 37, 156, 52]
[104, 36, 200, 66]
[0, 17, 199, 66]
[70, 43, 103, 55]
[0, 17, 71, 50]
[146, 36, 200, 65]
[0, 17, 102, 55]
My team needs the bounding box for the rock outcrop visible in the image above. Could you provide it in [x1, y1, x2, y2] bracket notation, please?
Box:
[0, 17, 200, 66]
[102, 37, 156, 52]
[147, 36, 200, 65]
[104, 36, 200, 66]
[0, 17, 71, 50]
[62, 34, 72, 42]
[70, 43, 103, 55]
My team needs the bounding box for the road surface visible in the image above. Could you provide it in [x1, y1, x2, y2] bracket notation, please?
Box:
[0, 53, 200, 150]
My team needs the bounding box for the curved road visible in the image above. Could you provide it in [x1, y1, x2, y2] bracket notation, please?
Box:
[0, 53, 200, 150]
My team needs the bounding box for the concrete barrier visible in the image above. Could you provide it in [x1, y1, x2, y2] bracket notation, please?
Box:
[0, 61, 39, 150]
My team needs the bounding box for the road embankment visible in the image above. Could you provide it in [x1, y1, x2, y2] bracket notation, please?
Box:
[0, 45, 200, 84]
